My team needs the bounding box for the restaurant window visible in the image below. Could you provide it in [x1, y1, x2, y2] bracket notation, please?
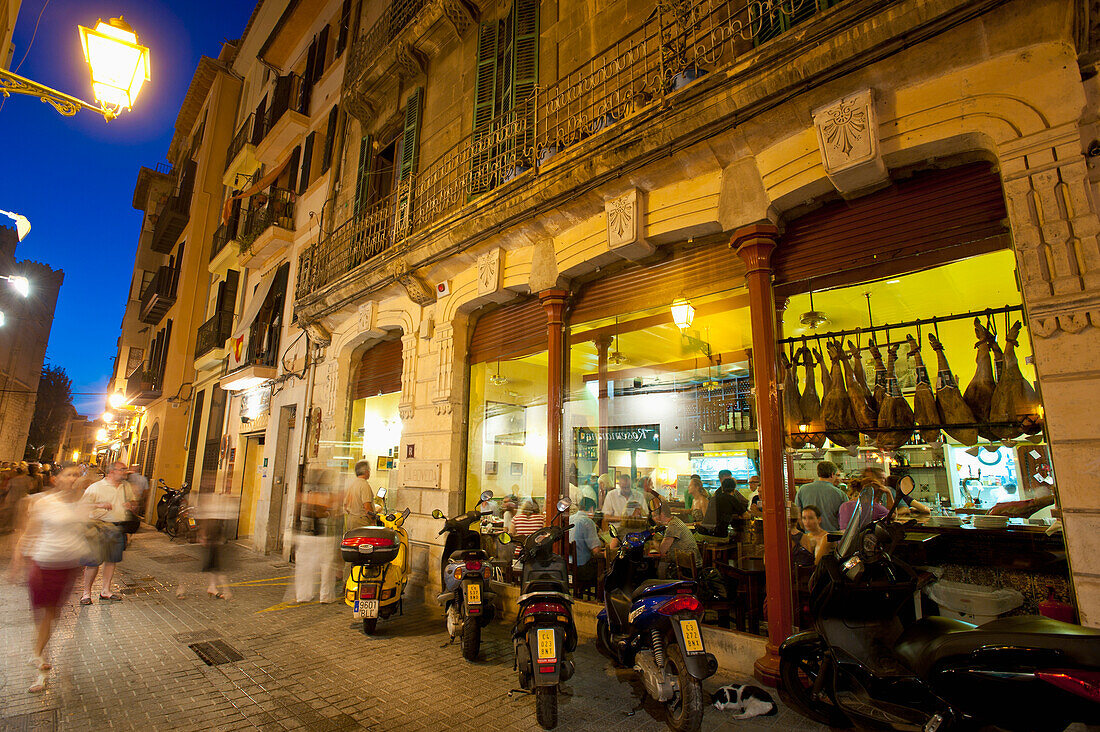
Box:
[343, 339, 404, 489]
[466, 298, 548, 509]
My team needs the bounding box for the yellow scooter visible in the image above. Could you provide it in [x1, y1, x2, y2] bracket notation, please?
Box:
[340, 488, 410, 634]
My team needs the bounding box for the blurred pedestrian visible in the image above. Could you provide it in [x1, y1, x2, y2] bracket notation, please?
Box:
[79, 461, 136, 604]
[9, 464, 90, 692]
[294, 478, 339, 603]
[126, 465, 150, 519]
[196, 492, 236, 600]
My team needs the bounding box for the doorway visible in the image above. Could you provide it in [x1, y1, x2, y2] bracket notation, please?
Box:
[237, 434, 264, 539]
[267, 405, 296, 554]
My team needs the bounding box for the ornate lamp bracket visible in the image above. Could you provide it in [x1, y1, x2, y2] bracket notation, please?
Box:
[0, 68, 117, 121]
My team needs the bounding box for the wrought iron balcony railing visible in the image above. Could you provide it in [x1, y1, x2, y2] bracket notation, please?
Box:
[210, 220, 235, 262]
[195, 310, 234, 360]
[225, 113, 255, 171]
[125, 363, 162, 405]
[260, 73, 310, 143]
[237, 187, 296, 256]
[139, 265, 178, 325]
[347, 0, 429, 84]
[301, 0, 843, 299]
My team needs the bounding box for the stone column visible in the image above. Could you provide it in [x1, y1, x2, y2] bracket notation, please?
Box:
[594, 334, 613, 477]
[1000, 134, 1100, 626]
[540, 289, 569, 523]
[732, 222, 793, 685]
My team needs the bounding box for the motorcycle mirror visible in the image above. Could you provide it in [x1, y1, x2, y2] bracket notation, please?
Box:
[386, 513, 396, 522]
[556, 497, 572, 514]
[860, 485, 875, 505]
[478, 501, 493, 513]
[648, 496, 662, 514]
[497, 532, 512, 545]
[608, 525, 619, 539]
[431, 509, 445, 519]
[479, 490, 494, 502]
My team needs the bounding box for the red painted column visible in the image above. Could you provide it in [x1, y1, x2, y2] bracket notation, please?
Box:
[540, 289, 569, 523]
[732, 222, 793, 686]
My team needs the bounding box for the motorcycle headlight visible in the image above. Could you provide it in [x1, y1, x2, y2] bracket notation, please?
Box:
[842, 555, 863, 573]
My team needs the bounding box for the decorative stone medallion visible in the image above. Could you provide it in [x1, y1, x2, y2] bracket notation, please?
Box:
[605, 188, 654, 261]
[812, 89, 887, 195]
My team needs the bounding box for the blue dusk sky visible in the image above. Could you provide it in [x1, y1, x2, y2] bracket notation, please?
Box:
[0, 0, 255, 415]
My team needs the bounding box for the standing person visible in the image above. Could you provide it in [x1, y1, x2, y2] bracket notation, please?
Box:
[790, 505, 830, 566]
[126, 465, 150, 519]
[195, 492, 236, 600]
[568, 497, 603, 586]
[2, 464, 33, 541]
[343, 460, 378, 531]
[293, 480, 339, 603]
[79, 461, 136, 604]
[8, 464, 90, 692]
[696, 477, 749, 540]
[795, 461, 847, 533]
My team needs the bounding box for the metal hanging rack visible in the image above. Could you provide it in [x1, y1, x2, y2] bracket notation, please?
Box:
[777, 304, 1025, 345]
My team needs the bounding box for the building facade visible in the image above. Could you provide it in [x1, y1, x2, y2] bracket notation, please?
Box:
[108, 0, 1100, 679]
[0, 225, 63, 461]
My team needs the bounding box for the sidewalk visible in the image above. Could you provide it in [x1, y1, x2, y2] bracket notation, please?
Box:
[1, 526, 825, 731]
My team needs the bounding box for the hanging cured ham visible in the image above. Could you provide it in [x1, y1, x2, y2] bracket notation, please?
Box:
[781, 351, 805, 448]
[964, 319, 998, 442]
[838, 343, 877, 435]
[821, 341, 860, 448]
[814, 347, 832, 397]
[928, 332, 979, 446]
[867, 340, 888, 408]
[797, 346, 827, 448]
[907, 335, 941, 445]
[876, 343, 916, 450]
[847, 340, 877, 412]
[989, 321, 1043, 438]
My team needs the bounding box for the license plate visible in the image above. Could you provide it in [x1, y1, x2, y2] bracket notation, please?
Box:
[354, 599, 379, 619]
[536, 628, 557, 662]
[465, 583, 481, 605]
[680, 619, 704, 654]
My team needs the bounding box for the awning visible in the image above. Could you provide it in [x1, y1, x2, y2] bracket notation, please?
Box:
[222, 153, 293, 224]
[227, 268, 279, 371]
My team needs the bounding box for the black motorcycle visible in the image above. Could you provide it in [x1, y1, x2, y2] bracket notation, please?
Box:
[780, 478, 1100, 731]
[154, 479, 192, 538]
[498, 497, 577, 730]
[432, 490, 497, 661]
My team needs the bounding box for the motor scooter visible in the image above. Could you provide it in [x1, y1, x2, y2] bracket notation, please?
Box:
[779, 477, 1100, 731]
[432, 490, 496, 661]
[497, 496, 577, 730]
[155, 479, 194, 539]
[340, 487, 410, 634]
[596, 513, 718, 732]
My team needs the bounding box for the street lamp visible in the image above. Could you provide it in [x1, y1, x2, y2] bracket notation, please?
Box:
[95, 428, 108, 442]
[0, 15, 149, 121]
[108, 392, 126, 409]
[0, 210, 30, 241]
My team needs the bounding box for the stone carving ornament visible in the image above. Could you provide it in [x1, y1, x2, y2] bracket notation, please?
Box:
[605, 188, 654, 261]
[812, 89, 887, 195]
[477, 248, 502, 296]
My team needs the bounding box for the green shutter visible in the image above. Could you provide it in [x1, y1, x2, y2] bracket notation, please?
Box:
[398, 87, 423, 181]
[511, 0, 539, 107]
[299, 132, 315, 194]
[472, 22, 499, 133]
[354, 134, 374, 215]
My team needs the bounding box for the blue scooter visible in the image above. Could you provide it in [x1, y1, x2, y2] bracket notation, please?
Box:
[597, 522, 718, 732]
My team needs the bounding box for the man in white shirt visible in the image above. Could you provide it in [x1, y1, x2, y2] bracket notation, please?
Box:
[79, 461, 136, 604]
[601, 474, 646, 532]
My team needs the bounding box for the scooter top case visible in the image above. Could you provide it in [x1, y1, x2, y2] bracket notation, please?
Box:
[341, 526, 401, 566]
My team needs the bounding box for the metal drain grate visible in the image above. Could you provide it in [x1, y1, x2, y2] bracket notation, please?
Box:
[188, 639, 244, 666]
[1, 710, 58, 731]
[151, 554, 195, 564]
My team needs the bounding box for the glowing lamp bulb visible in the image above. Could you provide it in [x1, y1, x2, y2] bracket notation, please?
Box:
[671, 298, 695, 330]
[109, 393, 125, 409]
[79, 16, 150, 111]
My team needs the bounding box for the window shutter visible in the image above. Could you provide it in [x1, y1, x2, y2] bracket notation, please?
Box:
[304, 37, 318, 89]
[473, 22, 499, 133]
[253, 95, 267, 142]
[322, 105, 339, 173]
[354, 134, 374, 215]
[184, 389, 205, 488]
[398, 87, 423, 181]
[336, 0, 352, 56]
[299, 132, 315, 194]
[287, 144, 302, 193]
[222, 270, 239, 313]
[353, 339, 405, 400]
[511, 0, 539, 106]
[315, 25, 331, 81]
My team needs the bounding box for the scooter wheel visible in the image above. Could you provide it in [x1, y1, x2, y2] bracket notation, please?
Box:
[362, 618, 377, 635]
[664, 644, 703, 732]
[778, 645, 850, 727]
[461, 618, 481, 661]
[535, 686, 557, 730]
[596, 617, 617, 663]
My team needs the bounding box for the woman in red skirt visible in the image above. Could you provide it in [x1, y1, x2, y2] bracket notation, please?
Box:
[10, 464, 90, 692]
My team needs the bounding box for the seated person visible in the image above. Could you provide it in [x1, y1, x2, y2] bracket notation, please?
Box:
[512, 498, 544, 539]
[685, 477, 709, 523]
[790, 504, 829, 566]
[653, 500, 701, 578]
[601, 474, 647, 533]
[569, 497, 603, 585]
[695, 476, 749, 541]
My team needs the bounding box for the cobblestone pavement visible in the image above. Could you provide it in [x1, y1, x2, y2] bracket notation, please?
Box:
[1, 527, 827, 731]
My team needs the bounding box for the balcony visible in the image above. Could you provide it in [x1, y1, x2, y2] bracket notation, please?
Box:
[255, 74, 310, 166]
[347, 0, 429, 85]
[150, 194, 189, 253]
[300, 0, 847, 303]
[194, 310, 234, 371]
[125, 364, 162, 406]
[138, 265, 178, 325]
[223, 113, 261, 187]
[236, 187, 296, 268]
[208, 220, 238, 276]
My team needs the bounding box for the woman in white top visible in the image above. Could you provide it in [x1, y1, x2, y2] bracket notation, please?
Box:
[10, 464, 90, 692]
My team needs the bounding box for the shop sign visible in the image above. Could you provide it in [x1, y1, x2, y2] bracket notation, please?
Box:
[575, 424, 660, 459]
